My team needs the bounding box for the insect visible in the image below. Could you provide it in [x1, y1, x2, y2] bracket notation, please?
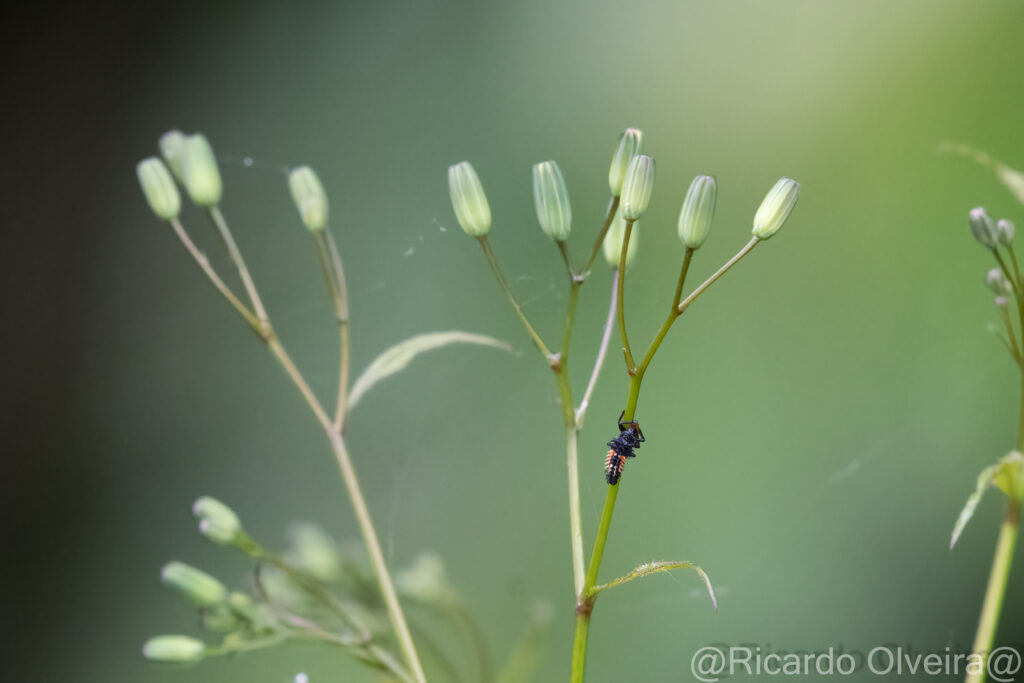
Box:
[605, 411, 645, 485]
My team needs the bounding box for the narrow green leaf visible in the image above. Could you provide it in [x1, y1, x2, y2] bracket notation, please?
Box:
[939, 142, 1024, 204]
[951, 463, 1001, 550]
[347, 331, 514, 410]
[951, 451, 1024, 550]
[589, 560, 717, 612]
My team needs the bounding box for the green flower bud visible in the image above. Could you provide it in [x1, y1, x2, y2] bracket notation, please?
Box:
[159, 130, 188, 183]
[288, 166, 329, 231]
[677, 175, 717, 250]
[396, 553, 448, 602]
[142, 635, 206, 665]
[192, 496, 242, 545]
[180, 134, 223, 207]
[161, 561, 228, 606]
[136, 158, 181, 221]
[986, 268, 1012, 295]
[602, 208, 639, 269]
[998, 218, 1016, 246]
[201, 604, 242, 632]
[969, 207, 998, 249]
[996, 295, 1010, 309]
[447, 161, 491, 237]
[620, 155, 655, 221]
[608, 128, 643, 197]
[752, 177, 800, 240]
[532, 160, 572, 242]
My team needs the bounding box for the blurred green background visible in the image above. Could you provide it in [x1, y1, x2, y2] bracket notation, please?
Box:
[7, 0, 1024, 680]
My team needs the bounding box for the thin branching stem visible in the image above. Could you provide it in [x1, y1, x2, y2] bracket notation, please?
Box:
[477, 236, 554, 361]
[168, 218, 261, 332]
[616, 220, 637, 372]
[581, 196, 620, 277]
[576, 272, 619, 428]
[170, 214, 426, 682]
[207, 206, 270, 325]
[677, 237, 760, 314]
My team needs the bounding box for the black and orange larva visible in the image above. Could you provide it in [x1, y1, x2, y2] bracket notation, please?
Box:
[604, 411, 645, 485]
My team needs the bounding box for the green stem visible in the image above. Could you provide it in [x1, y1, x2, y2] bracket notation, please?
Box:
[966, 501, 1020, 683]
[570, 611, 591, 683]
[478, 236, 554, 361]
[677, 238, 760, 314]
[617, 220, 637, 372]
[207, 206, 270, 325]
[576, 272, 620, 428]
[581, 197, 620, 278]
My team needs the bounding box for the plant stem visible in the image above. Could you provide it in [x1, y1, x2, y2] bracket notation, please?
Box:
[207, 206, 270, 325]
[572, 238, 759, 681]
[616, 220, 637, 372]
[169, 218, 261, 332]
[576, 272, 619, 428]
[477, 236, 554, 361]
[168, 216, 425, 682]
[677, 238, 760, 314]
[966, 501, 1020, 683]
[265, 337, 427, 682]
[581, 197, 620, 278]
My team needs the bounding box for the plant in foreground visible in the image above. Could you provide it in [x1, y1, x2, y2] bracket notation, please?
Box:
[447, 130, 800, 681]
[137, 132, 550, 682]
[952, 203, 1024, 683]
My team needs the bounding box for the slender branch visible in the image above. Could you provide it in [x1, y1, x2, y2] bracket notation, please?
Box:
[576, 272, 619, 428]
[999, 306, 1022, 365]
[322, 428, 428, 683]
[1005, 244, 1024, 292]
[565, 425, 585, 597]
[993, 250, 1021, 299]
[581, 196, 620, 278]
[207, 206, 270, 324]
[477, 236, 554, 361]
[678, 237, 760, 314]
[168, 219, 261, 332]
[557, 240, 576, 280]
[173, 214, 425, 681]
[966, 501, 1020, 683]
[263, 337, 427, 682]
[617, 220, 637, 372]
[324, 230, 351, 428]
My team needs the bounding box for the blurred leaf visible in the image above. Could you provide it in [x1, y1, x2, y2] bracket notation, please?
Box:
[347, 331, 514, 410]
[589, 560, 718, 612]
[939, 142, 1024, 204]
[951, 451, 1024, 549]
[495, 601, 553, 683]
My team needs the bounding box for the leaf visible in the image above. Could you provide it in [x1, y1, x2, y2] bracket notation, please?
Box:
[347, 331, 514, 410]
[589, 560, 718, 612]
[950, 451, 1024, 550]
[938, 142, 1024, 204]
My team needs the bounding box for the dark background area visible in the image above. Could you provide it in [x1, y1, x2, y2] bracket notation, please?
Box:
[5, 2, 1024, 681]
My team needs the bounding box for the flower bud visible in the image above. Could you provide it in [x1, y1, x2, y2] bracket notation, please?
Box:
[986, 268, 1011, 294]
[532, 160, 572, 242]
[608, 128, 643, 197]
[996, 295, 1010, 309]
[447, 161, 491, 237]
[752, 177, 800, 240]
[142, 635, 206, 665]
[602, 209, 639, 269]
[159, 130, 188, 183]
[136, 158, 181, 221]
[192, 496, 242, 545]
[180, 134, 222, 207]
[677, 175, 717, 250]
[161, 561, 228, 606]
[288, 166, 329, 231]
[969, 207, 998, 249]
[998, 218, 1016, 246]
[620, 155, 655, 221]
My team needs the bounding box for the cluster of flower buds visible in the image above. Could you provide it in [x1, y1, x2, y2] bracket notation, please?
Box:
[969, 207, 1020, 313]
[446, 128, 801, 270]
[137, 131, 331, 237]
